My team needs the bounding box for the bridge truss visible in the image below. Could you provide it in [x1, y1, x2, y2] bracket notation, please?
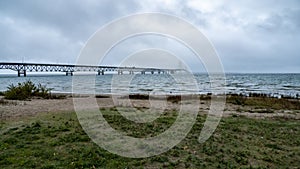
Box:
[0, 62, 183, 77]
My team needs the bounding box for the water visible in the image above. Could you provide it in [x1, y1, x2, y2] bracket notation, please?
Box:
[0, 73, 299, 98]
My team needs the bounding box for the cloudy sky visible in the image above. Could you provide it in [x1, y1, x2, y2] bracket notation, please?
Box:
[0, 0, 299, 73]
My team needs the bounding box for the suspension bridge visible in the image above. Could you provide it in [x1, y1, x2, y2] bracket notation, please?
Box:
[0, 62, 184, 77]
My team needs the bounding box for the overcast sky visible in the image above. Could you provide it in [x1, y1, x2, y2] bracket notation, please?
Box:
[0, 0, 300, 73]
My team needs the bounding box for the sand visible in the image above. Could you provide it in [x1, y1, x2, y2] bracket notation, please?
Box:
[1, 94, 299, 121]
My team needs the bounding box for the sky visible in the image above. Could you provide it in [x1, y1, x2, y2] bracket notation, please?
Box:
[0, 0, 300, 73]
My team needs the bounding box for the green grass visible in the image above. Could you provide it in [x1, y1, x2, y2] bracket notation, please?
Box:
[227, 95, 300, 110]
[0, 109, 299, 168]
[121, 94, 300, 110]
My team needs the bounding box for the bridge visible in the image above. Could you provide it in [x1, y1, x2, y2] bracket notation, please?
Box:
[0, 62, 184, 77]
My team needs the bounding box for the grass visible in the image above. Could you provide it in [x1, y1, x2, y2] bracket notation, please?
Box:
[227, 95, 300, 110]
[121, 93, 300, 110]
[4, 81, 52, 100]
[3, 81, 67, 100]
[0, 108, 299, 168]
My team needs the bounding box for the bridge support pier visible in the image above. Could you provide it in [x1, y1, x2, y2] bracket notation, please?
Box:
[118, 70, 123, 75]
[98, 70, 104, 75]
[66, 71, 73, 76]
[18, 70, 26, 77]
[141, 71, 145, 74]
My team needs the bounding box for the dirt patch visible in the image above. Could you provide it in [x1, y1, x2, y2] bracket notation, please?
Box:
[0, 94, 299, 120]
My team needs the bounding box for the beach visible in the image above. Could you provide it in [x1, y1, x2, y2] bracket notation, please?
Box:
[0, 94, 300, 168]
[1, 94, 299, 120]
[0, 94, 299, 168]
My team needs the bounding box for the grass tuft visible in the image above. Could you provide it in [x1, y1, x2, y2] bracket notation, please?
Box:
[4, 80, 52, 100]
[227, 95, 300, 110]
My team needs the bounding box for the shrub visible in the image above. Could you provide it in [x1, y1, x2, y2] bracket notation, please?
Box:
[4, 80, 52, 100]
[34, 83, 51, 98]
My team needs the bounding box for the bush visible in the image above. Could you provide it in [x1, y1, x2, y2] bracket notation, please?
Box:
[4, 81, 52, 100]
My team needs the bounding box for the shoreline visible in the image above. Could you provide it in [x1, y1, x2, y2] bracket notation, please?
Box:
[2, 92, 300, 100]
[1, 91, 299, 100]
[43, 92, 300, 99]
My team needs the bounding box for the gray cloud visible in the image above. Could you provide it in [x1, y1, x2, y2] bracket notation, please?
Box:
[0, 0, 141, 63]
[0, 0, 299, 72]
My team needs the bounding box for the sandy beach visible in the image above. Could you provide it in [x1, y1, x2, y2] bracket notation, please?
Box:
[1, 94, 299, 120]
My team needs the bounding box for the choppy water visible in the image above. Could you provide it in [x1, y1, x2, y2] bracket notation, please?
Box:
[0, 73, 299, 98]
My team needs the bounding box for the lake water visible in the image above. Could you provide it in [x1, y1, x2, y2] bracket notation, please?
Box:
[0, 73, 299, 98]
